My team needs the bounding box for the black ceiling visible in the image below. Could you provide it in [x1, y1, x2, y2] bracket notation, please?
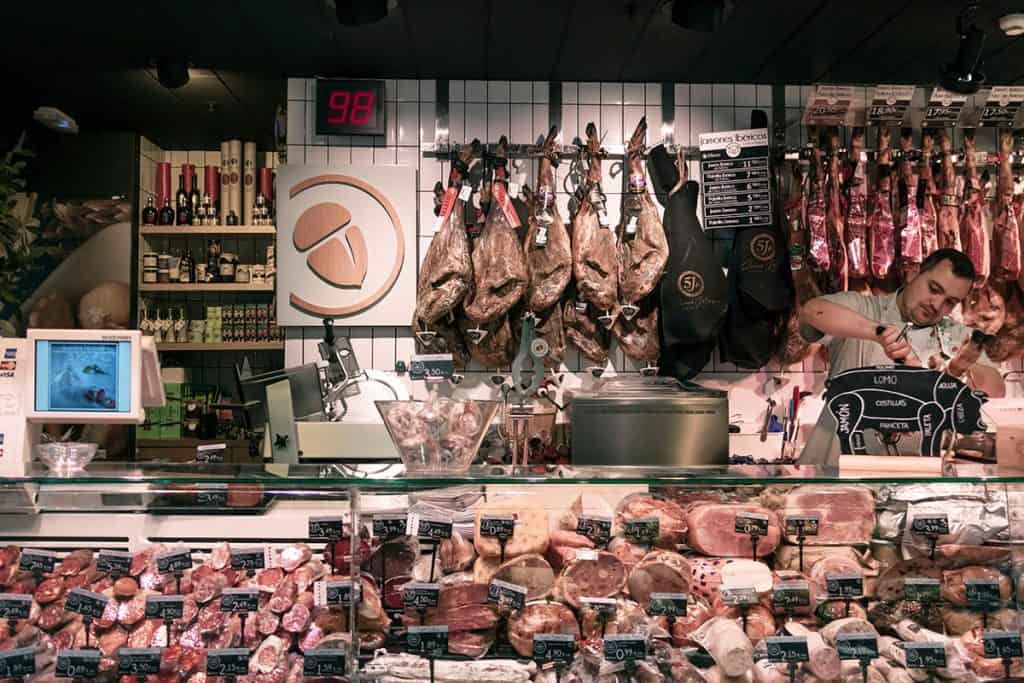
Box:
[2, 1, 1024, 150]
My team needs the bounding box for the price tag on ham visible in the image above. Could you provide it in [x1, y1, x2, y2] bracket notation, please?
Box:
[308, 516, 346, 541]
[487, 579, 527, 611]
[802, 85, 856, 126]
[867, 85, 915, 125]
[230, 547, 268, 572]
[826, 573, 863, 599]
[784, 515, 819, 537]
[409, 354, 455, 382]
[0, 647, 35, 678]
[372, 514, 408, 539]
[195, 443, 226, 463]
[983, 630, 1023, 659]
[766, 636, 810, 664]
[603, 634, 647, 662]
[910, 514, 949, 536]
[403, 582, 440, 611]
[836, 634, 878, 661]
[647, 593, 688, 618]
[195, 485, 228, 507]
[923, 87, 967, 127]
[156, 549, 192, 575]
[721, 586, 758, 606]
[533, 633, 575, 665]
[479, 515, 516, 539]
[145, 595, 184, 620]
[581, 597, 617, 616]
[221, 588, 259, 613]
[118, 648, 162, 676]
[206, 649, 250, 676]
[315, 580, 356, 607]
[576, 515, 612, 544]
[413, 515, 453, 541]
[56, 650, 100, 679]
[772, 581, 810, 608]
[966, 579, 1002, 609]
[407, 625, 448, 657]
[97, 550, 132, 577]
[904, 577, 941, 603]
[458, 185, 472, 202]
[18, 549, 56, 575]
[735, 512, 769, 537]
[65, 587, 110, 619]
[904, 642, 946, 669]
[304, 650, 346, 676]
[575, 549, 599, 562]
[979, 86, 1024, 127]
[623, 517, 659, 544]
[0, 594, 32, 620]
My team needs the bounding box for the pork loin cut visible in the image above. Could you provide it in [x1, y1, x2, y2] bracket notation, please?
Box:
[507, 602, 579, 658]
[554, 551, 627, 608]
[782, 485, 874, 546]
[627, 551, 691, 609]
[687, 504, 780, 557]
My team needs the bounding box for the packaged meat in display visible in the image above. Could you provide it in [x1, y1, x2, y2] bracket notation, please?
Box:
[490, 554, 555, 601]
[781, 485, 874, 546]
[686, 504, 781, 558]
[473, 497, 549, 559]
[691, 617, 754, 677]
[437, 531, 475, 574]
[614, 493, 688, 548]
[524, 127, 572, 312]
[688, 557, 772, 611]
[506, 601, 579, 658]
[363, 653, 537, 682]
[626, 550, 690, 609]
[553, 550, 627, 608]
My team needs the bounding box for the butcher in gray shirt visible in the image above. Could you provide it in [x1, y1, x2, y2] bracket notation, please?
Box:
[798, 249, 1005, 468]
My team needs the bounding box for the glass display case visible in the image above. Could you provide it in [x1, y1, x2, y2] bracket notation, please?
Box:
[2, 464, 1023, 682]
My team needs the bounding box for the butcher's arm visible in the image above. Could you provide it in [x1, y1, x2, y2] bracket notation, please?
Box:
[967, 359, 1006, 398]
[799, 294, 877, 343]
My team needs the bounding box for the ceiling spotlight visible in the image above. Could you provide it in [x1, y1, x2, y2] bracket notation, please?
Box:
[334, 0, 392, 25]
[941, 3, 986, 95]
[155, 58, 190, 89]
[669, 0, 733, 32]
[999, 13, 1024, 37]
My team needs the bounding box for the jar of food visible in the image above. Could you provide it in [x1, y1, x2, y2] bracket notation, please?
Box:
[157, 253, 171, 270]
[142, 268, 158, 284]
[142, 252, 158, 269]
[168, 255, 181, 282]
[219, 252, 237, 280]
[250, 264, 266, 283]
[157, 268, 171, 283]
[234, 264, 251, 283]
[196, 263, 207, 282]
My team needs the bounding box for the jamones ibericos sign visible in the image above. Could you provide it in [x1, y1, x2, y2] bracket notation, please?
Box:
[276, 165, 416, 325]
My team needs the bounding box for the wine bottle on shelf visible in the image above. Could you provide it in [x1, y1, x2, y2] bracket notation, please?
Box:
[186, 164, 201, 210]
[190, 195, 203, 226]
[158, 197, 175, 226]
[141, 196, 158, 225]
[206, 239, 222, 283]
[175, 174, 190, 225]
[201, 193, 215, 226]
[179, 248, 195, 284]
[226, 210, 239, 226]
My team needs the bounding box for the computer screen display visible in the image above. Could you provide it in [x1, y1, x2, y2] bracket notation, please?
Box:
[34, 340, 132, 413]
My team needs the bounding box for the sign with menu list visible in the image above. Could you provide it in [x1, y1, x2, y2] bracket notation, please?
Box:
[699, 129, 772, 230]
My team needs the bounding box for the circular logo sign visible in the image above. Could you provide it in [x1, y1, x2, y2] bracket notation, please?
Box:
[725, 142, 741, 158]
[751, 233, 776, 262]
[677, 270, 705, 298]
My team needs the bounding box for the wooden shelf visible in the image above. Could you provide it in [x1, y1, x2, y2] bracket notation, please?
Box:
[139, 283, 275, 292]
[140, 225, 276, 236]
[156, 342, 284, 352]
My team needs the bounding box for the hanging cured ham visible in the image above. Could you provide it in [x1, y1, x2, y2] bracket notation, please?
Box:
[617, 117, 669, 318]
[462, 136, 528, 323]
[961, 131, 990, 284]
[806, 129, 829, 275]
[524, 127, 572, 312]
[572, 122, 619, 324]
[918, 130, 940, 259]
[897, 129, 923, 283]
[991, 131, 1021, 284]
[825, 131, 847, 292]
[937, 130, 962, 252]
[844, 129, 869, 281]
[563, 284, 611, 366]
[776, 163, 821, 365]
[613, 297, 660, 367]
[868, 127, 896, 284]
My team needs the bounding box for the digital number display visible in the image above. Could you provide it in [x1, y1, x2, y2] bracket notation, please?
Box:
[316, 79, 386, 136]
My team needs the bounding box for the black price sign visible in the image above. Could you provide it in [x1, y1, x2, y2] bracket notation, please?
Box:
[487, 579, 527, 611]
[0, 594, 32, 620]
[533, 634, 575, 665]
[308, 516, 346, 541]
[837, 634, 878, 661]
[826, 573, 863, 599]
[479, 515, 516, 539]
[221, 588, 259, 613]
[407, 625, 448, 657]
[372, 514, 407, 539]
[966, 579, 1002, 608]
[766, 636, 810, 664]
[648, 593, 688, 618]
[230, 547, 267, 572]
[984, 630, 1023, 659]
[206, 649, 250, 676]
[97, 550, 132, 577]
[735, 512, 769, 537]
[721, 586, 759, 606]
[0, 647, 35, 678]
[402, 582, 440, 611]
[624, 517, 659, 544]
[19, 549, 56, 575]
[416, 516, 453, 541]
[577, 515, 612, 544]
[905, 642, 947, 670]
[904, 577, 942, 603]
[581, 597, 617, 617]
[57, 650, 100, 679]
[910, 515, 950, 536]
[118, 648, 162, 676]
[322, 580, 355, 607]
[603, 635, 646, 662]
[195, 486, 228, 507]
[772, 581, 811, 609]
[785, 515, 819, 537]
[156, 549, 192, 575]
[409, 354, 455, 382]
[66, 588, 110, 619]
[304, 650, 346, 677]
[195, 443, 226, 464]
[145, 595, 185, 620]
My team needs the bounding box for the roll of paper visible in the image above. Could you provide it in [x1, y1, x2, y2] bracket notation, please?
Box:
[205, 165, 219, 206]
[243, 141, 256, 225]
[228, 140, 242, 222]
[220, 142, 231, 224]
[156, 162, 171, 208]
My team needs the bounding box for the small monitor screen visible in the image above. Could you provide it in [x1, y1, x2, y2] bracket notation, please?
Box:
[34, 340, 132, 413]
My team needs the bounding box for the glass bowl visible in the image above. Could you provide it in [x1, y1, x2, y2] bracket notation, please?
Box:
[36, 442, 97, 474]
[376, 399, 499, 474]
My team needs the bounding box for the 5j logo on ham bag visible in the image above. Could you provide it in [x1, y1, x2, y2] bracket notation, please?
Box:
[276, 165, 417, 326]
[677, 271, 705, 298]
[750, 234, 776, 262]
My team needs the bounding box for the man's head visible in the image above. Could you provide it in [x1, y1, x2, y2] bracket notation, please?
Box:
[903, 249, 976, 325]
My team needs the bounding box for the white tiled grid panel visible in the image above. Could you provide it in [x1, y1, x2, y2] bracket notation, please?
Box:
[277, 79, 1024, 429]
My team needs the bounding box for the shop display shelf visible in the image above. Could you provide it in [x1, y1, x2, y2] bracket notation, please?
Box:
[155, 342, 284, 352]
[140, 225, 276, 236]
[139, 283, 275, 292]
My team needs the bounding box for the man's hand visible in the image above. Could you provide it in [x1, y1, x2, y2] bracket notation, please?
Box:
[875, 324, 914, 363]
